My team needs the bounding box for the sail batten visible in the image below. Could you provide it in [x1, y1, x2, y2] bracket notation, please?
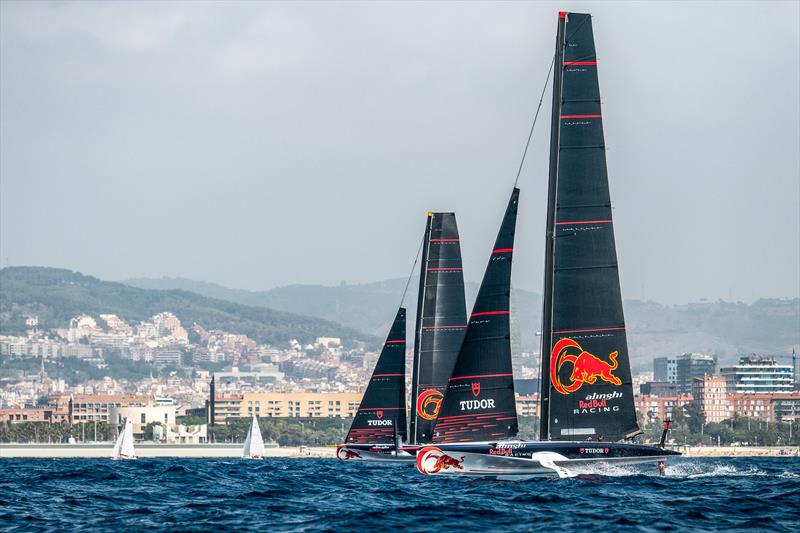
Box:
[344, 307, 407, 445]
[433, 189, 520, 444]
[409, 213, 468, 444]
[540, 12, 639, 442]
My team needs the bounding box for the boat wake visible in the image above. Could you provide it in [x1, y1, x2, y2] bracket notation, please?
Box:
[562, 460, 772, 479]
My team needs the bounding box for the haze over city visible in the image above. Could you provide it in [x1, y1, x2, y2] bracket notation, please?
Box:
[1, 1, 798, 305]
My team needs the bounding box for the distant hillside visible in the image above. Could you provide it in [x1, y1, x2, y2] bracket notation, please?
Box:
[125, 276, 800, 369]
[0, 267, 375, 347]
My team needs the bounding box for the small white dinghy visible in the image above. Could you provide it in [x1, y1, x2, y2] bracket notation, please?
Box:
[242, 414, 266, 460]
[111, 418, 137, 460]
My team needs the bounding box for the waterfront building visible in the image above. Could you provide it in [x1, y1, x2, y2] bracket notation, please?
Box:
[635, 393, 694, 422]
[720, 355, 794, 394]
[639, 382, 679, 397]
[109, 404, 176, 435]
[515, 394, 540, 418]
[653, 356, 677, 383]
[676, 353, 717, 394]
[62, 394, 155, 423]
[728, 392, 800, 422]
[210, 391, 362, 424]
[692, 375, 731, 423]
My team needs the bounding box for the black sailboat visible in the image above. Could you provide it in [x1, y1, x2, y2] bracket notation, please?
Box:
[338, 213, 467, 461]
[337, 307, 412, 461]
[416, 12, 677, 477]
[410, 212, 468, 444]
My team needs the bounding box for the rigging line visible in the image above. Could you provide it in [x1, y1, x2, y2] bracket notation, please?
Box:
[513, 53, 556, 188]
[399, 229, 426, 308]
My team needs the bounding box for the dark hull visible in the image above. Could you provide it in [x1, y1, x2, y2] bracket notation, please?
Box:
[337, 444, 419, 463]
[416, 440, 679, 476]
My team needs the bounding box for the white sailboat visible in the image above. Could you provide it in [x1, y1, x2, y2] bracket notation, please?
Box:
[242, 414, 266, 460]
[111, 417, 137, 460]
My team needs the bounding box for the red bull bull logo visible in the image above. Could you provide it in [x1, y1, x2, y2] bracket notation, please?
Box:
[336, 446, 362, 460]
[416, 389, 444, 421]
[416, 446, 465, 475]
[550, 338, 622, 395]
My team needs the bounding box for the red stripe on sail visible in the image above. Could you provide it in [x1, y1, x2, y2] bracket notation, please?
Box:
[384, 340, 405, 344]
[470, 310, 510, 318]
[492, 248, 513, 254]
[552, 326, 626, 334]
[448, 373, 513, 381]
[555, 219, 612, 225]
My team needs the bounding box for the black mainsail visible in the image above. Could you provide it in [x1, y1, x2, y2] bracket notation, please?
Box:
[345, 307, 407, 445]
[432, 189, 520, 444]
[409, 213, 468, 444]
[539, 12, 640, 442]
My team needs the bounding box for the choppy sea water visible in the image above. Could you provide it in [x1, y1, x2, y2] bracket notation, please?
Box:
[0, 457, 798, 531]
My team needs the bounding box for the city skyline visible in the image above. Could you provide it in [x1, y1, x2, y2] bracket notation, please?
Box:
[1, 1, 798, 305]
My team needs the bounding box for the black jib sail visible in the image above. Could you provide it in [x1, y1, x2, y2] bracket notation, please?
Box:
[432, 189, 520, 444]
[409, 213, 468, 444]
[539, 12, 640, 442]
[345, 307, 407, 445]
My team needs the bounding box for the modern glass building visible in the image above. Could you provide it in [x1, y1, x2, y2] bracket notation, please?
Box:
[675, 353, 717, 394]
[721, 355, 794, 394]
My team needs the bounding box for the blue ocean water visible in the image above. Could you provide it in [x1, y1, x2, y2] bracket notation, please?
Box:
[0, 456, 798, 532]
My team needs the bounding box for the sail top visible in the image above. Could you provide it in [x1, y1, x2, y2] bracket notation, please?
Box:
[345, 307, 407, 445]
[432, 189, 520, 444]
[539, 12, 640, 442]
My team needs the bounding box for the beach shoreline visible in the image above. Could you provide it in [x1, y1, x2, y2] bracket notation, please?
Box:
[0, 443, 336, 458]
[2, 443, 798, 459]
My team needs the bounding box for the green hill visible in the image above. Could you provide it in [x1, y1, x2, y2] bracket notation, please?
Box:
[125, 276, 800, 368]
[0, 267, 375, 347]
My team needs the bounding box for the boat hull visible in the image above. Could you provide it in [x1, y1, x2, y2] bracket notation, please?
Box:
[416, 441, 679, 476]
[337, 444, 419, 463]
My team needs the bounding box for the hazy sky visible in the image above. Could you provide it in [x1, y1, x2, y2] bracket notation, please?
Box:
[1, 1, 798, 304]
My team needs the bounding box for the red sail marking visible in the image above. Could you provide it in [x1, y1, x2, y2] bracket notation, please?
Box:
[384, 340, 405, 344]
[492, 248, 513, 254]
[470, 310, 510, 318]
[555, 219, 612, 225]
[448, 373, 513, 381]
[552, 326, 626, 334]
[559, 11, 566, 18]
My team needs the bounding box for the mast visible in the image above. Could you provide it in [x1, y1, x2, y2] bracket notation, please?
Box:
[433, 189, 520, 444]
[409, 213, 468, 444]
[344, 307, 407, 445]
[539, 11, 567, 441]
[409, 215, 432, 443]
[541, 12, 640, 442]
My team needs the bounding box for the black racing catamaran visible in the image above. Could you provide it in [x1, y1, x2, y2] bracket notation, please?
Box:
[338, 213, 467, 462]
[416, 12, 678, 477]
